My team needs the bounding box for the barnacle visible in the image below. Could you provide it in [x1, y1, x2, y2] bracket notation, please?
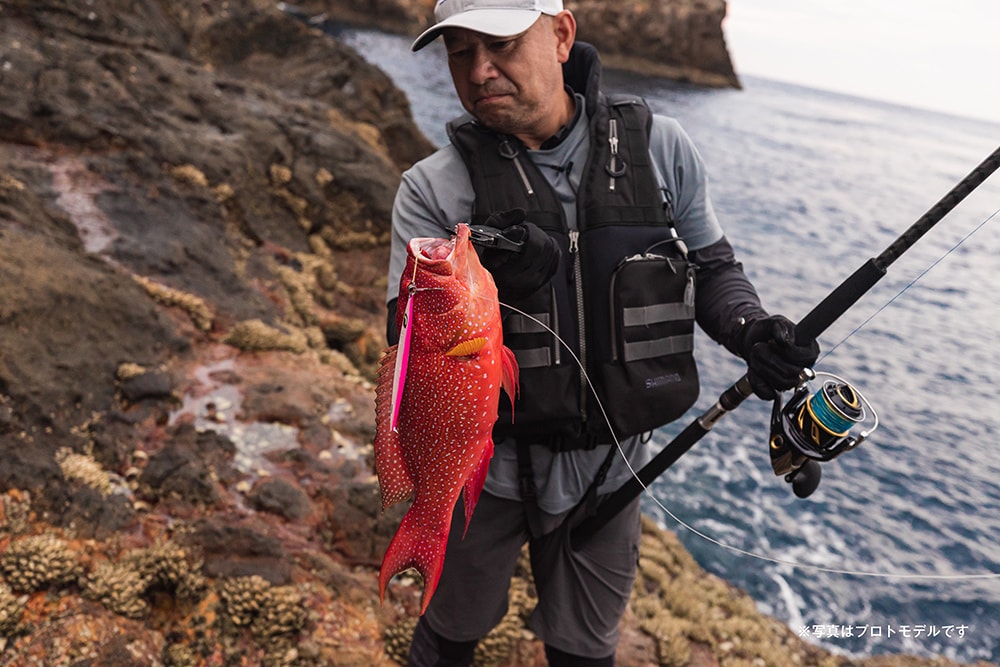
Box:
[314, 168, 334, 187]
[212, 182, 235, 202]
[0, 534, 81, 592]
[164, 643, 198, 667]
[56, 447, 113, 496]
[251, 584, 307, 639]
[219, 575, 271, 627]
[261, 637, 301, 667]
[170, 164, 209, 188]
[276, 264, 319, 327]
[82, 560, 149, 619]
[0, 583, 25, 637]
[222, 319, 308, 354]
[116, 362, 147, 380]
[0, 490, 31, 535]
[632, 597, 693, 667]
[383, 616, 418, 665]
[630, 516, 822, 666]
[219, 574, 307, 665]
[268, 164, 292, 186]
[133, 274, 213, 331]
[81, 541, 204, 619]
[126, 541, 205, 600]
[0, 174, 27, 193]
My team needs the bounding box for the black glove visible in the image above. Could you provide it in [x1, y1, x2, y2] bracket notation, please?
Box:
[733, 314, 819, 400]
[476, 210, 560, 299]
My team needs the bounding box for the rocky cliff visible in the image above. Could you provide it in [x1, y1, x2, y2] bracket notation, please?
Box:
[0, 1, 993, 666]
[295, 0, 740, 87]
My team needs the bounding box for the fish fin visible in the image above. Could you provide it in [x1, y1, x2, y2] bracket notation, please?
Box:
[374, 346, 414, 508]
[462, 437, 494, 537]
[378, 499, 452, 615]
[445, 336, 487, 357]
[500, 345, 520, 421]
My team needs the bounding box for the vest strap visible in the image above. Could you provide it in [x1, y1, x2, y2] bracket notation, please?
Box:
[622, 302, 694, 327]
[512, 347, 552, 369]
[623, 334, 694, 363]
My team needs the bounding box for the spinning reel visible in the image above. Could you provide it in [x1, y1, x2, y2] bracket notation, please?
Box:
[769, 370, 878, 498]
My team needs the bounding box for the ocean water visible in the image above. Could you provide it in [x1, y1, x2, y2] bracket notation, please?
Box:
[335, 26, 1000, 662]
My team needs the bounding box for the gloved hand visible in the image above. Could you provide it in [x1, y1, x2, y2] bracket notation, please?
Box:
[733, 314, 819, 400]
[476, 209, 560, 299]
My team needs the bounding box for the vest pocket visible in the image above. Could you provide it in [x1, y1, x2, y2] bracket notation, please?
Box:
[497, 284, 584, 439]
[598, 254, 700, 436]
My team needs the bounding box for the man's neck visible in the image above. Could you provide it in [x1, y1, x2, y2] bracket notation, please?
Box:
[515, 89, 577, 150]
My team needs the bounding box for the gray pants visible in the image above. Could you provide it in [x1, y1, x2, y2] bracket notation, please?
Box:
[419, 491, 642, 658]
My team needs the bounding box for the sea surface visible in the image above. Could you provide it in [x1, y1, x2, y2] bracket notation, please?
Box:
[335, 26, 1000, 662]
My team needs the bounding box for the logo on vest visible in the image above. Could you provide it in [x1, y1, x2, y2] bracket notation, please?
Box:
[644, 373, 682, 390]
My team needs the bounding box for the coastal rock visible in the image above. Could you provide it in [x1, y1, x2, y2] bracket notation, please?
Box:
[0, 1, 993, 666]
[295, 0, 740, 87]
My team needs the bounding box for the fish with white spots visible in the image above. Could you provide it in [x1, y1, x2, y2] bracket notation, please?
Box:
[375, 223, 519, 614]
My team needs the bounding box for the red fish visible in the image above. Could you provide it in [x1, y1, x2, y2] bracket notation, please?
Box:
[375, 223, 518, 614]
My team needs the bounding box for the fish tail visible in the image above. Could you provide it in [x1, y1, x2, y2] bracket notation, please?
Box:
[378, 504, 450, 615]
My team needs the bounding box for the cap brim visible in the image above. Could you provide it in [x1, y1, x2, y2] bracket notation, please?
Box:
[411, 9, 541, 51]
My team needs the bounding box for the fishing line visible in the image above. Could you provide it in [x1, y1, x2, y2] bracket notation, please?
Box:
[818, 204, 999, 363]
[495, 297, 1000, 581]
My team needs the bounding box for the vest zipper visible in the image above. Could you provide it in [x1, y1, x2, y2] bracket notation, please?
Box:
[569, 229, 587, 425]
[513, 155, 534, 195]
[550, 283, 562, 365]
[608, 118, 620, 192]
[499, 138, 535, 196]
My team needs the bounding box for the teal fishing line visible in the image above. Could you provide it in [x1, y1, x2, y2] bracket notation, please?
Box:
[808, 386, 857, 435]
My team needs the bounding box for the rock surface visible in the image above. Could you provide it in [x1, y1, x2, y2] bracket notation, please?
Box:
[0, 1, 993, 666]
[295, 0, 740, 87]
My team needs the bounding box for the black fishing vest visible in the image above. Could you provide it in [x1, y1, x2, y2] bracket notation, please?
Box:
[447, 91, 700, 451]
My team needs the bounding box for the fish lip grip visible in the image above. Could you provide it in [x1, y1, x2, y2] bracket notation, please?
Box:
[462, 224, 526, 253]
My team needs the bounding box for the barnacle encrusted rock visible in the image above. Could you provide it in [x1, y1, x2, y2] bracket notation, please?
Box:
[219, 575, 272, 627]
[219, 574, 308, 653]
[170, 163, 210, 188]
[55, 447, 113, 496]
[164, 643, 198, 667]
[0, 490, 32, 535]
[261, 639, 301, 667]
[82, 561, 150, 619]
[222, 319, 309, 354]
[133, 274, 214, 331]
[81, 541, 205, 619]
[0, 583, 25, 637]
[383, 616, 419, 665]
[251, 584, 308, 639]
[116, 362, 147, 380]
[0, 534, 81, 592]
[126, 541, 206, 600]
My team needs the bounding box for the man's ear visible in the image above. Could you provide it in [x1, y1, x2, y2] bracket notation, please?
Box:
[553, 11, 577, 64]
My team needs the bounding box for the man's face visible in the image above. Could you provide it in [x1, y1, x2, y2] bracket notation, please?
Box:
[443, 15, 571, 142]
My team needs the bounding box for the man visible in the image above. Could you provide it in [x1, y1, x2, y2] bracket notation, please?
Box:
[385, 1, 819, 665]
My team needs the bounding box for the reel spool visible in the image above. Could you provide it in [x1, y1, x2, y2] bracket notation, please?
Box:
[769, 370, 878, 498]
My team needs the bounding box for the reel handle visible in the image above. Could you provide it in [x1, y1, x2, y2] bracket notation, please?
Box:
[789, 460, 822, 499]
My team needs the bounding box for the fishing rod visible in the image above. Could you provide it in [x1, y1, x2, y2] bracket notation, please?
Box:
[571, 144, 1000, 551]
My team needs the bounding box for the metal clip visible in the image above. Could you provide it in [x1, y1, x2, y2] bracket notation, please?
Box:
[452, 225, 525, 252]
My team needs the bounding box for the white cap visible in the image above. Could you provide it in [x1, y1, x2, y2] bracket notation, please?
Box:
[411, 0, 563, 52]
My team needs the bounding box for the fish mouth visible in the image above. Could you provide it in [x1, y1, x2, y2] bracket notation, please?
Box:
[407, 224, 471, 268]
[412, 236, 456, 262]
